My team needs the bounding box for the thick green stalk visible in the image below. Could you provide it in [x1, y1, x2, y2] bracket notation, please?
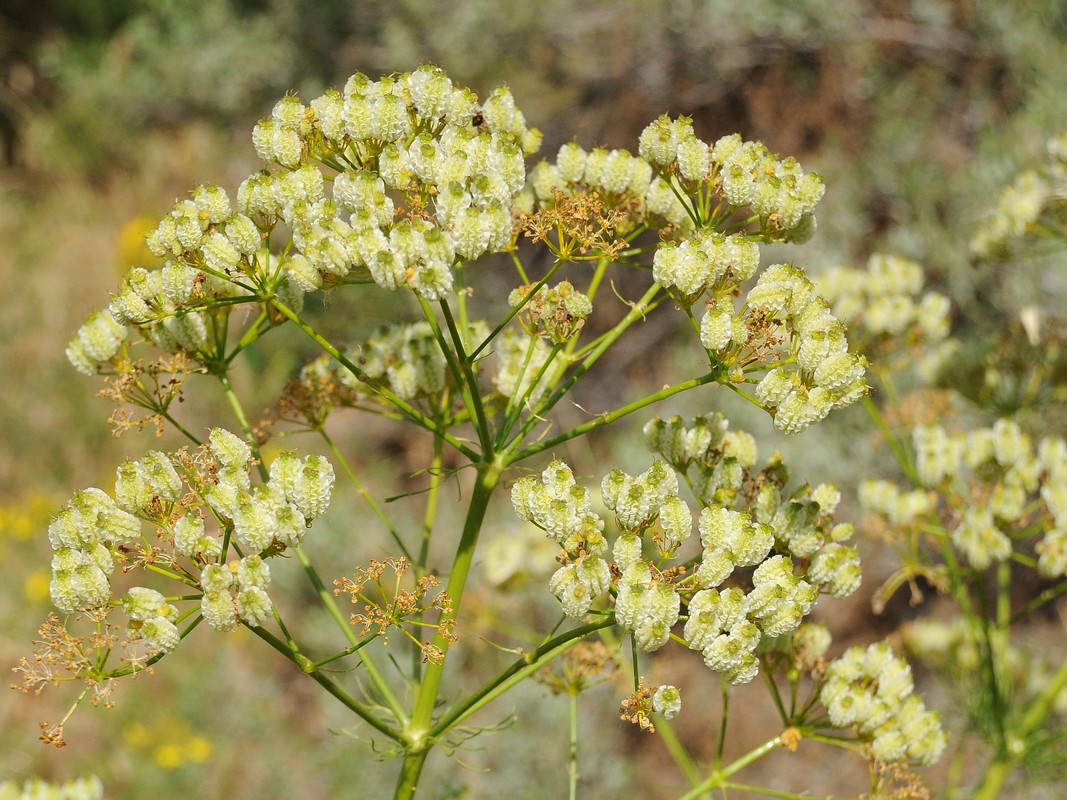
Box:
[396, 459, 503, 796]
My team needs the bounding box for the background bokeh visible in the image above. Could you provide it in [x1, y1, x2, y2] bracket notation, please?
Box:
[2, 1, 1066, 797]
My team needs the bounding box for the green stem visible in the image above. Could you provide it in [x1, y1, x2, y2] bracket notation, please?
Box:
[970, 654, 1067, 800]
[656, 717, 705, 794]
[569, 690, 580, 800]
[675, 735, 785, 800]
[250, 624, 402, 742]
[431, 617, 616, 737]
[512, 371, 719, 463]
[396, 459, 503, 796]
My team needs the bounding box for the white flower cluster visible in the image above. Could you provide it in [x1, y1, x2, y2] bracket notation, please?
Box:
[94, 186, 271, 363]
[815, 253, 955, 380]
[65, 310, 127, 376]
[858, 479, 935, 527]
[45, 430, 335, 655]
[820, 642, 947, 766]
[868, 420, 1067, 574]
[247, 66, 539, 300]
[512, 419, 861, 685]
[0, 776, 103, 800]
[970, 127, 1067, 257]
[745, 264, 868, 433]
[817, 253, 952, 340]
[47, 488, 143, 614]
[512, 461, 609, 619]
[643, 415, 860, 683]
[122, 586, 181, 653]
[204, 428, 334, 553]
[199, 554, 273, 631]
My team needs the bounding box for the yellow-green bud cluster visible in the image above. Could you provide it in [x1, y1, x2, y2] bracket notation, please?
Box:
[820, 643, 947, 766]
[615, 560, 681, 652]
[44, 430, 334, 662]
[512, 460, 609, 618]
[493, 328, 555, 403]
[709, 133, 825, 237]
[971, 170, 1053, 258]
[199, 555, 273, 631]
[858, 480, 935, 526]
[651, 684, 681, 720]
[123, 586, 181, 653]
[748, 264, 869, 433]
[248, 66, 538, 300]
[65, 310, 126, 376]
[512, 436, 860, 684]
[868, 421, 1067, 575]
[653, 229, 760, 304]
[303, 320, 488, 406]
[47, 488, 141, 613]
[816, 253, 955, 381]
[508, 281, 593, 344]
[114, 450, 183, 517]
[0, 776, 103, 800]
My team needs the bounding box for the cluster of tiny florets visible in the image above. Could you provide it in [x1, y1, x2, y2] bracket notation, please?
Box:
[508, 280, 593, 344]
[816, 253, 956, 380]
[0, 776, 104, 800]
[528, 142, 683, 230]
[739, 264, 868, 432]
[45, 430, 335, 656]
[863, 420, 1067, 575]
[512, 415, 861, 687]
[249, 66, 539, 299]
[970, 125, 1067, 258]
[820, 642, 947, 767]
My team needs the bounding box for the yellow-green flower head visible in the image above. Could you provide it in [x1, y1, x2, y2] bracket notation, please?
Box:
[657, 495, 693, 552]
[512, 460, 606, 554]
[0, 776, 105, 800]
[122, 586, 169, 621]
[645, 176, 691, 227]
[601, 461, 679, 533]
[821, 643, 946, 766]
[992, 418, 1031, 468]
[236, 586, 272, 627]
[173, 512, 219, 559]
[632, 581, 681, 652]
[684, 587, 747, 651]
[700, 621, 762, 683]
[807, 543, 862, 598]
[614, 561, 652, 631]
[49, 547, 111, 612]
[139, 616, 181, 653]
[612, 532, 643, 570]
[913, 424, 964, 487]
[951, 506, 1011, 570]
[652, 685, 682, 720]
[970, 169, 1050, 257]
[209, 428, 253, 469]
[200, 563, 236, 594]
[232, 493, 278, 552]
[66, 310, 126, 375]
[548, 555, 611, 618]
[201, 589, 238, 632]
